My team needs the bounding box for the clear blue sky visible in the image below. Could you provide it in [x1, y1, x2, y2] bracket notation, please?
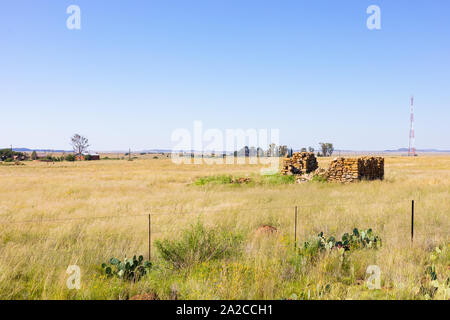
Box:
[1, 0, 449, 151]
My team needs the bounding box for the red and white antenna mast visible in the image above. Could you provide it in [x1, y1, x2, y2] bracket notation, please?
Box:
[408, 96, 415, 156]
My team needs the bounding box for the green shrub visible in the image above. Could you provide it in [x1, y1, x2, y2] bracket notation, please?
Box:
[261, 173, 295, 185]
[194, 175, 233, 186]
[155, 222, 242, 269]
[101, 255, 152, 282]
[311, 175, 327, 183]
[65, 154, 76, 162]
[0, 149, 25, 161]
[46, 155, 63, 162]
[194, 174, 296, 186]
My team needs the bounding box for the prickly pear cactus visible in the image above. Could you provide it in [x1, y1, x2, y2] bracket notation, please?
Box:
[299, 228, 382, 259]
[101, 255, 152, 281]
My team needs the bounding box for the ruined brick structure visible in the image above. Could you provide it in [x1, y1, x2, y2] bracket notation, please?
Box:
[326, 157, 384, 183]
[280, 153, 384, 183]
[280, 152, 318, 175]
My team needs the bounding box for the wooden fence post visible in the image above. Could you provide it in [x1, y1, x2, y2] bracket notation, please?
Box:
[148, 214, 152, 261]
[294, 206, 298, 248]
[411, 200, 414, 243]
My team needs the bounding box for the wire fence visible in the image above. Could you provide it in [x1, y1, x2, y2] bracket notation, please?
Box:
[1, 199, 449, 261]
[0, 199, 417, 225]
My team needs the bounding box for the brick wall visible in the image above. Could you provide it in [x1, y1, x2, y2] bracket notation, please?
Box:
[326, 157, 384, 182]
[281, 152, 318, 175]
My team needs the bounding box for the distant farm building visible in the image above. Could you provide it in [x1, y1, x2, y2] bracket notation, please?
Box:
[76, 152, 100, 161]
[13, 154, 28, 161]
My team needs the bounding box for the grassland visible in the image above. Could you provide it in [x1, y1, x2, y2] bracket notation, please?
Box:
[0, 156, 448, 300]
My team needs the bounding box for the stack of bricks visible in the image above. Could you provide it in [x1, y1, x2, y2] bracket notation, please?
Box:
[357, 157, 384, 180]
[326, 157, 384, 183]
[326, 158, 359, 182]
[281, 152, 318, 175]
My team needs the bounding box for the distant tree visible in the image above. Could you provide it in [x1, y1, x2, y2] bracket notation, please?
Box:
[308, 147, 315, 153]
[31, 150, 38, 160]
[300, 147, 307, 152]
[0, 149, 13, 161]
[278, 145, 288, 157]
[237, 146, 249, 157]
[71, 134, 90, 159]
[319, 142, 334, 157]
[267, 143, 277, 157]
[328, 143, 334, 156]
[0, 149, 24, 161]
[256, 147, 264, 157]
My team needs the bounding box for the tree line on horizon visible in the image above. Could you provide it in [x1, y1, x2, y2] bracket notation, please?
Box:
[0, 134, 91, 162]
[2, 135, 335, 162]
[231, 142, 334, 158]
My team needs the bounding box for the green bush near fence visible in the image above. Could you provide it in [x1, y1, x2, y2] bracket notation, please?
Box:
[155, 222, 243, 269]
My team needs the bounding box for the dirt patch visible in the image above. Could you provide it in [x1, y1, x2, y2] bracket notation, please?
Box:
[256, 225, 278, 234]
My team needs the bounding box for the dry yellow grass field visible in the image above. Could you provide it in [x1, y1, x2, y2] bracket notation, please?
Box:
[0, 156, 448, 299]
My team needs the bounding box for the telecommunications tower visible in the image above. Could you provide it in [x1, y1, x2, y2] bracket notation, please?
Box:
[408, 96, 415, 156]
